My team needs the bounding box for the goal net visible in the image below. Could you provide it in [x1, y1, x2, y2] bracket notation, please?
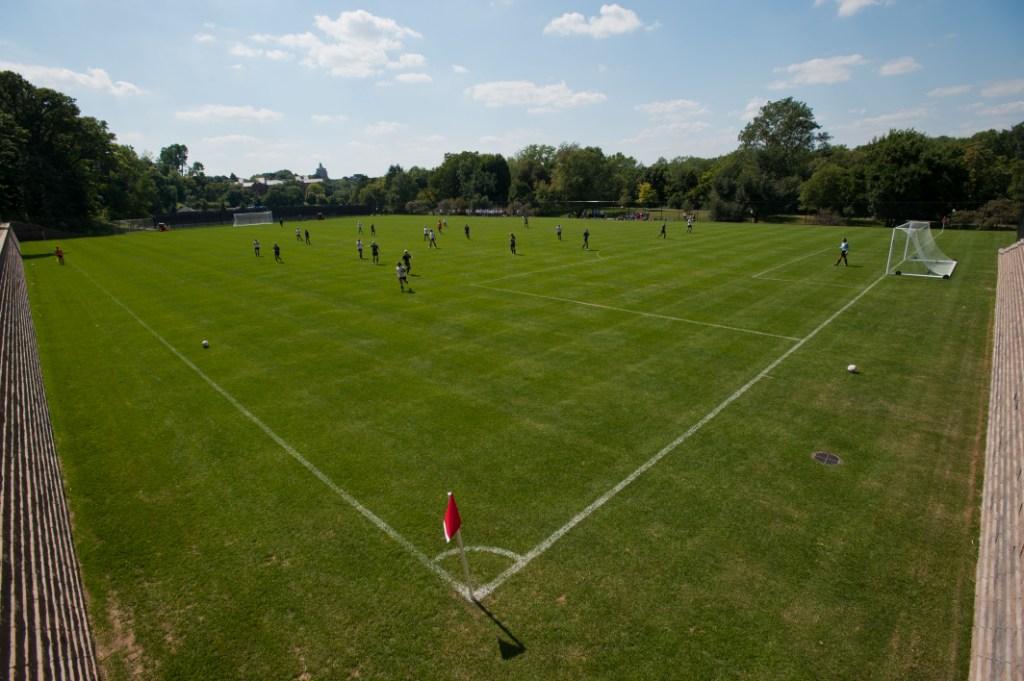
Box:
[885, 221, 958, 279]
[233, 211, 273, 227]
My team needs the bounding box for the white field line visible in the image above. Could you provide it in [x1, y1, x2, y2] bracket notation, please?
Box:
[475, 254, 616, 287]
[753, 275, 862, 290]
[473, 284, 801, 342]
[433, 545, 524, 563]
[472, 273, 887, 600]
[752, 245, 835, 278]
[73, 265, 475, 602]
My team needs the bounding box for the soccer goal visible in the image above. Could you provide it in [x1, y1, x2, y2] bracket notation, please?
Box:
[885, 221, 958, 279]
[233, 211, 273, 227]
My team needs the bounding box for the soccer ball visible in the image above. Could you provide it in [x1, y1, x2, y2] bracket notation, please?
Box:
[847, 364, 857, 373]
[202, 339, 210, 348]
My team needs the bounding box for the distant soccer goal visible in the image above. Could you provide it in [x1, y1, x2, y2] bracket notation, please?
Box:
[885, 220, 958, 279]
[233, 211, 273, 227]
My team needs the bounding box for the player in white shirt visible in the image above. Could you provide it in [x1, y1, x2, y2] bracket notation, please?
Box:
[835, 238, 849, 266]
[428, 229, 438, 248]
[686, 214, 694, 233]
[356, 239, 364, 259]
[396, 262, 408, 291]
[423, 226, 429, 241]
[295, 227, 302, 241]
[555, 224, 562, 241]
[253, 239, 261, 256]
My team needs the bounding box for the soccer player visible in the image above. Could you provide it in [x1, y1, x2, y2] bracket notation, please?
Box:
[273, 243, 282, 263]
[356, 238, 364, 259]
[402, 249, 412, 274]
[835, 238, 849, 266]
[423, 226, 429, 241]
[582, 228, 590, 250]
[436, 218, 443, 234]
[370, 223, 376, 236]
[279, 218, 284, 228]
[555, 224, 562, 241]
[54, 246, 64, 265]
[659, 223, 667, 239]
[253, 239, 261, 256]
[509, 232, 517, 255]
[686, 214, 694, 233]
[428, 229, 438, 248]
[396, 262, 408, 291]
[304, 229, 311, 245]
[357, 221, 363, 234]
[295, 227, 302, 241]
[523, 215, 529, 228]
[464, 224, 471, 239]
[370, 241, 380, 264]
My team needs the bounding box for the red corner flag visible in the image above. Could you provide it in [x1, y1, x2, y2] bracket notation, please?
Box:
[443, 492, 462, 543]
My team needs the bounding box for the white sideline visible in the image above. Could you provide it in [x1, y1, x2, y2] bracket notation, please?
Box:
[471, 274, 888, 600]
[473, 284, 801, 342]
[74, 265, 476, 602]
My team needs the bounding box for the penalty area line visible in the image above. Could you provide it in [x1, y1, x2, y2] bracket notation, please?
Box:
[73, 264, 475, 602]
[473, 273, 887, 600]
[473, 284, 800, 342]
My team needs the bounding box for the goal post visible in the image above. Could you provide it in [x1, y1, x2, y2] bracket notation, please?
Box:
[233, 211, 273, 227]
[885, 220, 958, 279]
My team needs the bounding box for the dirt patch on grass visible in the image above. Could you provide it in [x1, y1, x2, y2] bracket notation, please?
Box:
[96, 592, 148, 681]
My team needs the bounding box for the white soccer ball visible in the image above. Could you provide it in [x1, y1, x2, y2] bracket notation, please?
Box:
[202, 339, 210, 348]
[847, 364, 857, 373]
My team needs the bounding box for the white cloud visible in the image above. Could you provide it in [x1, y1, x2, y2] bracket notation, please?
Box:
[0, 60, 145, 96]
[452, 64, 469, 74]
[394, 72, 432, 84]
[364, 121, 407, 136]
[202, 134, 259, 145]
[635, 98, 706, 117]
[544, 4, 645, 38]
[466, 80, 606, 111]
[768, 54, 867, 89]
[230, 43, 291, 61]
[387, 53, 426, 70]
[311, 114, 347, 124]
[928, 84, 972, 97]
[175, 105, 283, 122]
[622, 120, 711, 144]
[843, 107, 930, 132]
[193, 33, 215, 43]
[740, 97, 768, 121]
[230, 43, 262, 58]
[981, 79, 1024, 98]
[248, 9, 422, 78]
[815, 0, 881, 17]
[975, 101, 1024, 116]
[879, 57, 921, 76]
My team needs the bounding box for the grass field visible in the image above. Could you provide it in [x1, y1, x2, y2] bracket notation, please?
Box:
[21, 217, 1012, 680]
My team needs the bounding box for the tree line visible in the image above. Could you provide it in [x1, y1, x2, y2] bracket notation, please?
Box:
[1, 70, 1021, 230]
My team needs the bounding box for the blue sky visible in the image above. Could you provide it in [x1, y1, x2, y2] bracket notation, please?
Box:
[1, 0, 1022, 178]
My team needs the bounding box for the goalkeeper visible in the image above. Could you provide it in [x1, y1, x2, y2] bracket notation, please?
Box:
[834, 238, 849, 266]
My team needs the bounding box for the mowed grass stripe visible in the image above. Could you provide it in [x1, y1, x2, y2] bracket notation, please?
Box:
[19, 220, 1009, 680]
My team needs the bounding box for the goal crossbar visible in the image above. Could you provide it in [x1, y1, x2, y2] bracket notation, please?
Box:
[885, 221, 957, 279]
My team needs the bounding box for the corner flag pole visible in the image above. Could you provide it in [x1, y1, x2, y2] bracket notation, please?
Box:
[455, 528, 474, 600]
[444, 491, 474, 599]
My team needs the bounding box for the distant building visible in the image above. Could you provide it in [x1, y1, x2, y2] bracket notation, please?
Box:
[313, 163, 329, 180]
[237, 175, 323, 189]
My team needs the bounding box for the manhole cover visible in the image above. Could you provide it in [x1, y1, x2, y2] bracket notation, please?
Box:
[812, 451, 842, 466]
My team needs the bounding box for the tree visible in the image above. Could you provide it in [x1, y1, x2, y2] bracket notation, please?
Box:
[305, 182, 326, 205]
[636, 181, 658, 206]
[799, 163, 852, 214]
[159, 144, 188, 175]
[736, 98, 830, 216]
[263, 183, 304, 209]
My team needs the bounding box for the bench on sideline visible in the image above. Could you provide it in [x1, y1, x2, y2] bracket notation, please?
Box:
[1, 225, 99, 680]
[971, 238, 1024, 681]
